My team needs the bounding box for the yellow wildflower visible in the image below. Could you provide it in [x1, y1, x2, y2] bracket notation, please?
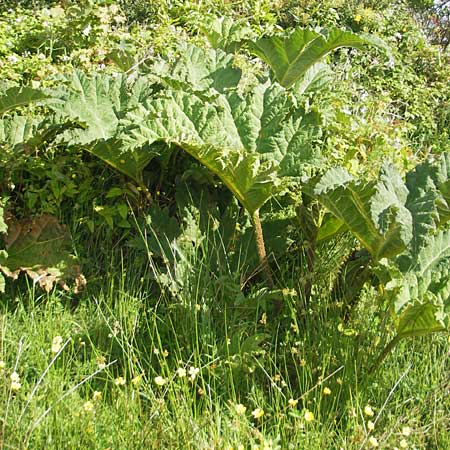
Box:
[304, 409, 314, 423]
[368, 420, 375, 431]
[93, 391, 102, 401]
[96, 355, 106, 370]
[364, 405, 375, 417]
[251, 408, 265, 419]
[154, 376, 167, 386]
[399, 439, 408, 449]
[188, 366, 199, 380]
[177, 367, 187, 378]
[402, 426, 411, 437]
[83, 401, 94, 412]
[368, 436, 379, 447]
[11, 381, 21, 392]
[288, 398, 298, 408]
[235, 403, 247, 415]
[323, 386, 331, 395]
[51, 336, 63, 353]
[355, 14, 362, 22]
[10, 371, 20, 383]
[114, 376, 126, 386]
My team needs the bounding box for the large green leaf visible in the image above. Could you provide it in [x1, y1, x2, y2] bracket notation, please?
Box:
[121, 76, 322, 212]
[198, 16, 256, 53]
[305, 164, 412, 260]
[250, 28, 387, 88]
[0, 115, 40, 148]
[51, 71, 125, 144]
[305, 154, 450, 260]
[380, 229, 450, 337]
[0, 215, 86, 293]
[122, 90, 280, 214]
[0, 86, 51, 115]
[151, 43, 242, 93]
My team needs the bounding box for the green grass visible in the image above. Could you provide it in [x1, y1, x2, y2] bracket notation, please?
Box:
[1, 242, 449, 449]
[1, 1, 450, 448]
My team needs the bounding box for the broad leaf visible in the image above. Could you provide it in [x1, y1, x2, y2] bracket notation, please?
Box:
[0, 215, 86, 293]
[380, 229, 450, 337]
[198, 16, 256, 53]
[251, 28, 387, 88]
[0, 86, 50, 115]
[305, 164, 412, 260]
[51, 71, 125, 144]
[0, 205, 6, 234]
[123, 90, 280, 214]
[121, 77, 322, 213]
[151, 43, 242, 93]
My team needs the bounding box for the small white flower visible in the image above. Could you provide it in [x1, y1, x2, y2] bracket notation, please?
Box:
[176, 367, 187, 378]
[154, 376, 167, 386]
[402, 426, 411, 437]
[83, 400, 94, 412]
[82, 24, 92, 36]
[51, 336, 63, 353]
[10, 371, 20, 383]
[188, 366, 199, 380]
[11, 381, 21, 391]
[7, 55, 19, 64]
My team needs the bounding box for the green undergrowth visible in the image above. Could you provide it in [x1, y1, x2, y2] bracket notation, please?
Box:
[1, 242, 449, 449]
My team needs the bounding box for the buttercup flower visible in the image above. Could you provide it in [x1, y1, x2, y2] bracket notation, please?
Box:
[10, 371, 20, 383]
[114, 376, 126, 386]
[52, 336, 63, 353]
[304, 409, 314, 422]
[11, 381, 21, 391]
[83, 401, 94, 412]
[288, 398, 298, 408]
[154, 376, 167, 386]
[96, 355, 106, 370]
[364, 405, 375, 417]
[235, 403, 246, 415]
[132, 374, 143, 386]
[189, 366, 199, 380]
[368, 436, 379, 447]
[402, 426, 411, 437]
[251, 408, 264, 419]
[323, 387, 331, 395]
[368, 420, 375, 431]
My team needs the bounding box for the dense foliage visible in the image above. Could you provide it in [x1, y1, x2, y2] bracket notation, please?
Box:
[0, 1, 449, 448]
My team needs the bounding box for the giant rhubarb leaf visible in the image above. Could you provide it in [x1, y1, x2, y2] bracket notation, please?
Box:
[305, 163, 413, 260]
[120, 78, 321, 213]
[250, 28, 387, 88]
[151, 43, 242, 93]
[379, 229, 450, 337]
[0, 215, 86, 293]
[198, 16, 256, 53]
[0, 86, 50, 115]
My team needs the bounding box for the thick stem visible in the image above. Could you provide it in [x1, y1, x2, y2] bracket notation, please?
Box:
[251, 210, 274, 289]
[304, 239, 316, 302]
[368, 335, 402, 374]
